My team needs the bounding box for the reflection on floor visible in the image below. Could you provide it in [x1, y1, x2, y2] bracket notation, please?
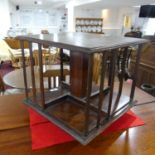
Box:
[0, 61, 25, 95]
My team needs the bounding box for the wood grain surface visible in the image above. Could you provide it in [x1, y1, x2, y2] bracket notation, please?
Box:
[0, 85, 155, 155]
[16, 33, 148, 53]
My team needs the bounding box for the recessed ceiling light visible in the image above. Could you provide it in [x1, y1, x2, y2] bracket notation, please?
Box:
[39, 9, 43, 12]
[38, 1, 42, 5]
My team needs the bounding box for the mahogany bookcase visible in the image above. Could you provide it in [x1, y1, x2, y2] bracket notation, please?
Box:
[16, 32, 148, 145]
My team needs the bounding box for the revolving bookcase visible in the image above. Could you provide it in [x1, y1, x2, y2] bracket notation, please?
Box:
[16, 32, 148, 145]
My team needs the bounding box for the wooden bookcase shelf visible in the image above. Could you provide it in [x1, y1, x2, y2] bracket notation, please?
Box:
[17, 33, 148, 145]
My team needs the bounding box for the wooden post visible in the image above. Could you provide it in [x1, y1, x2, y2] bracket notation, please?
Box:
[70, 51, 89, 97]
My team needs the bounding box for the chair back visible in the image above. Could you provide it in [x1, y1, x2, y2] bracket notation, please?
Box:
[41, 30, 49, 34]
[41, 30, 50, 48]
[43, 68, 70, 89]
[4, 37, 29, 49]
[0, 40, 11, 62]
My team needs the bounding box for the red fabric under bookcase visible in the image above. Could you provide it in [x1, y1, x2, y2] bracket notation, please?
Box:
[28, 108, 145, 150]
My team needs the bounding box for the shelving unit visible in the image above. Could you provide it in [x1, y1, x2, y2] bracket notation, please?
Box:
[17, 32, 148, 145]
[75, 18, 103, 34]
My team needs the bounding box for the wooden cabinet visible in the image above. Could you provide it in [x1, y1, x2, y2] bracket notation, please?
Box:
[130, 42, 155, 91]
[75, 18, 103, 34]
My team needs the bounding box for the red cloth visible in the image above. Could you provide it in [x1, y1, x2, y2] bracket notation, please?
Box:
[28, 109, 145, 150]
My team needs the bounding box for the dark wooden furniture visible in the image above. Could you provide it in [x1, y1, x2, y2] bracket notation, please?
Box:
[130, 42, 155, 95]
[16, 32, 148, 145]
[3, 65, 70, 89]
[124, 31, 142, 38]
[1, 87, 155, 154]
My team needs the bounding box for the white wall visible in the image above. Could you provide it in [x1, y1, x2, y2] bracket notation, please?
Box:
[144, 19, 155, 35]
[75, 8, 101, 18]
[2, 1, 152, 38]
[117, 7, 138, 34]
[9, 6, 68, 35]
[101, 8, 121, 35]
[117, 7, 155, 35]
[74, 6, 145, 36]
[67, 4, 75, 32]
[74, 7, 122, 36]
[131, 7, 155, 35]
[0, 0, 11, 38]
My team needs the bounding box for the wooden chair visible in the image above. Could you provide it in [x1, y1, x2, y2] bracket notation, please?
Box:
[0, 40, 11, 63]
[33, 48, 60, 66]
[41, 30, 49, 34]
[41, 30, 50, 49]
[43, 66, 70, 89]
[4, 37, 29, 49]
[1, 40, 30, 68]
[40, 30, 60, 65]
[8, 49, 30, 68]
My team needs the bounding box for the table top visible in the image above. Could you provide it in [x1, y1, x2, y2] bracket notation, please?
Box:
[0, 85, 155, 155]
[3, 65, 70, 89]
[16, 32, 148, 53]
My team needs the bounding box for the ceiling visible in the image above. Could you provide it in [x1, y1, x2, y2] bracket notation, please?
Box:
[76, 0, 155, 9]
[9, 0, 155, 9]
[9, 0, 71, 8]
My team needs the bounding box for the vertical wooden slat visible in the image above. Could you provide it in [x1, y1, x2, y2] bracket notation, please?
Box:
[60, 48, 64, 82]
[112, 47, 128, 114]
[108, 51, 113, 87]
[96, 52, 107, 128]
[29, 42, 36, 102]
[20, 40, 29, 99]
[107, 50, 116, 118]
[38, 43, 45, 109]
[70, 51, 89, 97]
[130, 44, 143, 101]
[84, 54, 93, 136]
